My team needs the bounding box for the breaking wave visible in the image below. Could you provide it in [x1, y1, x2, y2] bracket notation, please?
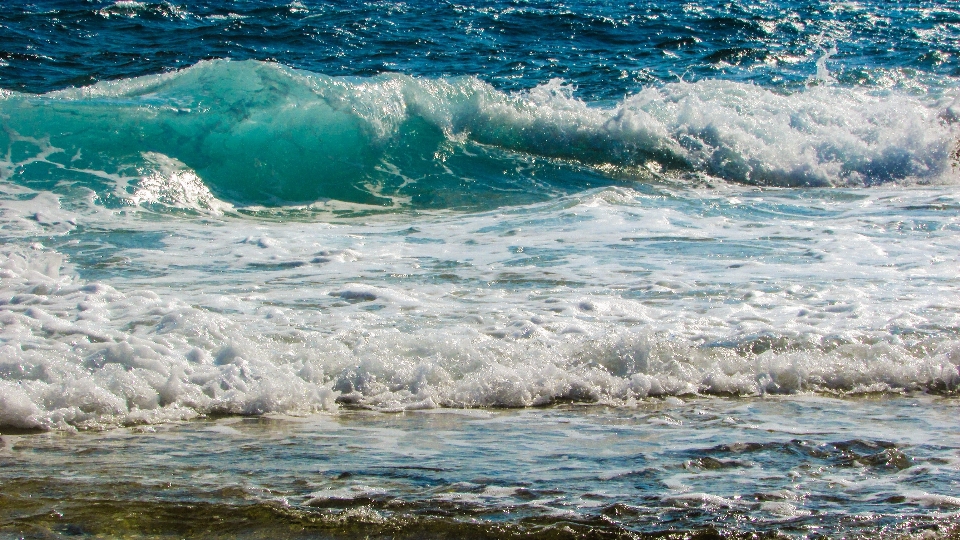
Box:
[0, 59, 957, 210]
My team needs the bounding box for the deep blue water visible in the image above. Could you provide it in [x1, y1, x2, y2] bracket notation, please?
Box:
[2, 0, 958, 97]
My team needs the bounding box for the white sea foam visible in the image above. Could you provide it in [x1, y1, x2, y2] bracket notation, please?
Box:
[98, 1, 187, 19]
[1, 181, 959, 429]
[0, 246, 339, 430]
[909, 493, 960, 508]
[666, 493, 748, 508]
[760, 501, 812, 518]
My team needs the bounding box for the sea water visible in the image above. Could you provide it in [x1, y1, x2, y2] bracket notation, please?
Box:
[0, 1, 959, 537]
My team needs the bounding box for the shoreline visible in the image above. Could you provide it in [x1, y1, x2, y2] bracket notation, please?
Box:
[3, 396, 958, 538]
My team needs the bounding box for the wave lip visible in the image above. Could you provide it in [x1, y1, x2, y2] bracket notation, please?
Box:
[1, 60, 957, 210]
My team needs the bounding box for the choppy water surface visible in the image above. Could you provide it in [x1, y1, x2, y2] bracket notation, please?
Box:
[1, 0, 959, 537]
[2, 0, 959, 97]
[2, 398, 960, 539]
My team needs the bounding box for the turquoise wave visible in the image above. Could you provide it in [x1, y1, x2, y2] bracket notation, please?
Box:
[1, 60, 956, 209]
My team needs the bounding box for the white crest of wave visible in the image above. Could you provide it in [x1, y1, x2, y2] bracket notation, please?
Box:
[466, 77, 956, 186]
[301, 64, 958, 185]
[10, 60, 956, 203]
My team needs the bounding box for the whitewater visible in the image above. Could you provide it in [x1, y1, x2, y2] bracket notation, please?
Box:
[1, 59, 958, 430]
[1, 1, 960, 538]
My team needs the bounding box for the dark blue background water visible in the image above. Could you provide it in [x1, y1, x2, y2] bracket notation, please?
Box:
[2, 0, 958, 98]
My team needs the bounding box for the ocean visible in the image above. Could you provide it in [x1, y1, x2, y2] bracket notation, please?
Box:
[0, 0, 958, 537]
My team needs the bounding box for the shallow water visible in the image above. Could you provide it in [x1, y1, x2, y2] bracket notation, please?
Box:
[2, 397, 960, 538]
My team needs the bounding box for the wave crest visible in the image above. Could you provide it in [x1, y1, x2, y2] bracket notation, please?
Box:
[1, 60, 957, 209]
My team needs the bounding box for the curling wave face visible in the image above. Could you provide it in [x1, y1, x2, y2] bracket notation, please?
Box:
[1, 59, 957, 211]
